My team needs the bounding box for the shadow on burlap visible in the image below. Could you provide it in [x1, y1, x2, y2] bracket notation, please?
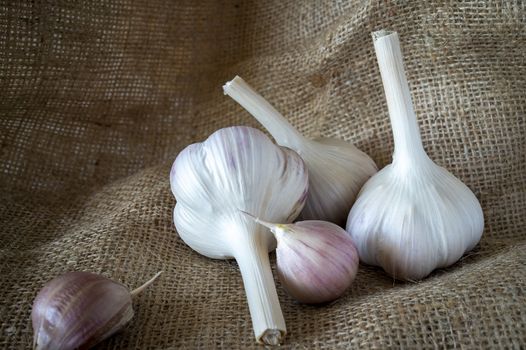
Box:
[0, 1, 524, 349]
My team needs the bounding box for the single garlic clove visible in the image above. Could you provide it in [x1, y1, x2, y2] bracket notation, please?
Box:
[223, 76, 377, 226]
[244, 213, 359, 304]
[32, 271, 161, 350]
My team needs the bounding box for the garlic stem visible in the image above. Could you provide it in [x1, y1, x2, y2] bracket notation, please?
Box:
[373, 30, 428, 165]
[130, 271, 163, 297]
[233, 229, 286, 345]
[223, 76, 305, 149]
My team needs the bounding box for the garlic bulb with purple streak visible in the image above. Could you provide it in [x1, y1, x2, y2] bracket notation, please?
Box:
[32, 271, 162, 350]
[243, 212, 359, 304]
[223, 76, 377, 226]
[170, 126, 309, 345]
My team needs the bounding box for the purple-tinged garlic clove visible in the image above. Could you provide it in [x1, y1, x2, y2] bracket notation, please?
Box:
[275, 221, 359, 304]
[243, 212, 359, 304]
[32, 271, 161, 350]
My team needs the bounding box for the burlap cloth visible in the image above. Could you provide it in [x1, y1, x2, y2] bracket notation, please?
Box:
[1, 1, 525, 348]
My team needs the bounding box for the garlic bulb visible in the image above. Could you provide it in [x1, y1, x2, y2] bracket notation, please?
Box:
[170, 126, 308, 345]
[346, 30, 484, 281]
[32, 271, 162, 350]
[223, 76, 377, 226]
[243, 212, 359, 304]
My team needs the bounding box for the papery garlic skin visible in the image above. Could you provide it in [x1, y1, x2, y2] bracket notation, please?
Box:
[346, 30, 484, 281]
[170, 126, 308, 344]
[223, 76, 377, 226]
[32, 272, 133, 350]
[272, 220, 359, 304]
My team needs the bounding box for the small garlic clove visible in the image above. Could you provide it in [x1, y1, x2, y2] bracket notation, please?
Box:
[32, 271, 161, 350]
[244, 213, 359, 304]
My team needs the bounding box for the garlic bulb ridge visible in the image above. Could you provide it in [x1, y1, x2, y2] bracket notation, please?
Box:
[346, 30, 484, 281]
[170, 126, 308, 344]
[223, 76, 377, 226]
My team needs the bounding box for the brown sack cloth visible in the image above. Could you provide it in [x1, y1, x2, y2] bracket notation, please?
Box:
[1, 1, 525, 348]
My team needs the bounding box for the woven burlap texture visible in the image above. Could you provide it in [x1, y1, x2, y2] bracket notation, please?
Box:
[1, 0, 525, 349]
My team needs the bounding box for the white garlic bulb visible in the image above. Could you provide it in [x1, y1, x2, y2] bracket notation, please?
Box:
[243, 212, 359, 304]
[170, 126, 308, 345]
[223, 76, 377, 226]
[346, 30, 484, 281]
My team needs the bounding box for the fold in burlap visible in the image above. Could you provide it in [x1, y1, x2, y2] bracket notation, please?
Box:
[1, 1, 525, 348]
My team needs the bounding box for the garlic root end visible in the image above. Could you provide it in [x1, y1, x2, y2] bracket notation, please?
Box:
[372, 29, 394, 41]
[260, 329, 284, 346]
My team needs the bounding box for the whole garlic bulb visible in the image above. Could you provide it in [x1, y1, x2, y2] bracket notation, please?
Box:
[346, 31, 484, 281]
[243, 212, 359, 304]
[170, 126, 308, 345]
[223, 76, 377, 226]
[32, 271, 161, 350]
